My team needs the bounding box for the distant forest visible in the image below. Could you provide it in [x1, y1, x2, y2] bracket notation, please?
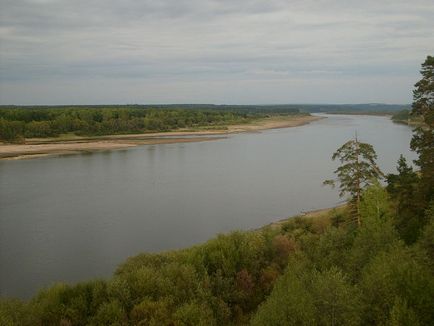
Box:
[0, 105, 301, 142]
[0, 103, 408, 142]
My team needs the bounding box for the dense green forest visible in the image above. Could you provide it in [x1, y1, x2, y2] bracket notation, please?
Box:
[0, 106, 301, 142]
[0, 102, 408, 142]
[1, 57, 432, 325]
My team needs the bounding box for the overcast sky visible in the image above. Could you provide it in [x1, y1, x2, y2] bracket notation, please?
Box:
[0, 0, 433, 105]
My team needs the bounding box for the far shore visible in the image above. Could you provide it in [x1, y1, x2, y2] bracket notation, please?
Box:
[0, 115, 323, 161]
[324, 112, 394, 116]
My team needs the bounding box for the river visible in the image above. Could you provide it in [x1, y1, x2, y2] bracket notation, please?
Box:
[0, 114, 416, 298]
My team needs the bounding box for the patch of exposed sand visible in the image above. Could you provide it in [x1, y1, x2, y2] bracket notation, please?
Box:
[0, 115, 323, 160]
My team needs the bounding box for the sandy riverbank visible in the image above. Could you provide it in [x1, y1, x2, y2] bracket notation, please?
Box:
[265, 203, 348, 230]
[0, 115, 323, 160]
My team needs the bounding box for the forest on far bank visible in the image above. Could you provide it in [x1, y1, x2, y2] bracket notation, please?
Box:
[0, 102, 410, 142]
[0, 106, 302, 142]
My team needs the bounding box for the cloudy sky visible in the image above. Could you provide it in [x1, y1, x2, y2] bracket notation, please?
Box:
[0, 0, 433, 105]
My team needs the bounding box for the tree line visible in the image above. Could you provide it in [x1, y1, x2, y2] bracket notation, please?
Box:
[0, 106, 301, 142]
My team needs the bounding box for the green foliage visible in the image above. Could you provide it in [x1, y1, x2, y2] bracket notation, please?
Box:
[301, 226, 354, 272]
[0, 299, 30, 326]
[253, 186, 433, 326]
[360, 181, 393, 222]
[22, 280, 110, 326]
[412, 56, 434, 120]
[90, 300, 127, 326]
[384, 56, 434, 246]
[387, 155, 425, 243]
[324, 138, 383, 225]
[387, 297, 421, 326]
[347, 184, 399, 278]
[35, 229, 292, 325]
[0, 119, 24, 142]
[360, 244, 434, 325]
[280, 216, 315, 241]
[251, 255, 316, 326]
[411, 55, 434, 207]
[324, 139, 383, 198]
[252, 256, 361, 326]
[129, 298, 173, 325]
[172, 302, 216, 326]
[28, 283, 70, 325]
[416, 202, 434, 269]
[0, 106, 301, 141]
[309, 267, 361, 326]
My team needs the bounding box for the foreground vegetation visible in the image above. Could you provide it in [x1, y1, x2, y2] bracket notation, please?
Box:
[0, 106, 301, 142]
[1, 186, 433, 325]
[1, 57, 432, 325]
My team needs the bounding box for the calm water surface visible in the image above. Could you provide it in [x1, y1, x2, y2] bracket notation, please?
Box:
[0, 114, 415, 298]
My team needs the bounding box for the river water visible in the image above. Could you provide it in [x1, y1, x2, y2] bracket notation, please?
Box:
[0, 114, 415, 298]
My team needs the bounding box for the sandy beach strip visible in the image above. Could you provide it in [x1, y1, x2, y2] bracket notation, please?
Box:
[0, 115, 323, 160]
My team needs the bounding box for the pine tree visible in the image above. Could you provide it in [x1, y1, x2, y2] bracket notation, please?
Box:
[411, 55, 434, 207]
[324, 137, 383, 226]
[386, 155, 422, 243]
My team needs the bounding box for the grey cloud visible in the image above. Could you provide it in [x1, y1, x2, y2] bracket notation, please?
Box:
[0, 0, 433, 104]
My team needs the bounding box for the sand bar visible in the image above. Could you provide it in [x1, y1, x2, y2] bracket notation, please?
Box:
[0, 115, 323, 160]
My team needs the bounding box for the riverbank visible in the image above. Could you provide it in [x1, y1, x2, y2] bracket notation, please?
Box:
[392, 118, 425, 127]
[0, 115, 322, 160]
[266, 203, 347, 231]
[325, 111, 394, 116]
